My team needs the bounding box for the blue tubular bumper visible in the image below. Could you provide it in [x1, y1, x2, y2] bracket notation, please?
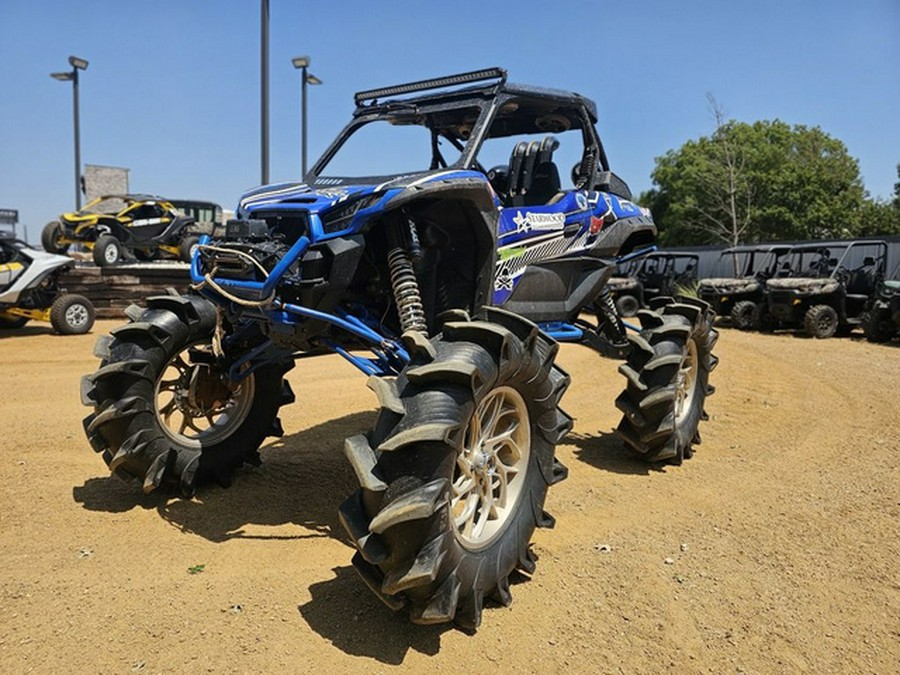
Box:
[191, 234, 410, 377]
[191, 234, 312, 301]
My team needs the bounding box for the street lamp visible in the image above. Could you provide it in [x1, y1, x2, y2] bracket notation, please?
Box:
[51, 55, 89, 210]
[261, 0, 269, 185]
[292, 56, 323, 177]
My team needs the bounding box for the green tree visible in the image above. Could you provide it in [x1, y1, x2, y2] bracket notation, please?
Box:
[893, 163, 900, 210]
[856, 200, 900, 237]
[645, 114, 874, 246]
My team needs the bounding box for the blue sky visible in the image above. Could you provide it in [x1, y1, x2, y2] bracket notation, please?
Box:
[1, 0, 897, 243]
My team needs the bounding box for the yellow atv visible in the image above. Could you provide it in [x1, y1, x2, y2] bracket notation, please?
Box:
[42, 194, 200, 266]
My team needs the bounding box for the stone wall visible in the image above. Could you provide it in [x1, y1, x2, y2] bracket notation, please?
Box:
[83, 165, 129, 202]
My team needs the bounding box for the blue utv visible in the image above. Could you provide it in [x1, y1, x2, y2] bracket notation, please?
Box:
[81, 68, 718, 630]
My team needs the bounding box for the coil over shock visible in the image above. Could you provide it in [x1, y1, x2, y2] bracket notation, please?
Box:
[387, 215, 428, 336]
[595, 286, 628, 348]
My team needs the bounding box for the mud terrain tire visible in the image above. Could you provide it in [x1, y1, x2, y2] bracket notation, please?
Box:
[80, 294, 293, 496]
[616, 296, 718, 464]
[340, 308, 571, 630]
[804, 304, 838, 339]
[730, 300, 757, 330]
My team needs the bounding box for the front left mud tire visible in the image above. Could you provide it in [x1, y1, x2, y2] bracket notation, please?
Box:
[81, 294, 293, 496]
[340, 308, 571, 630]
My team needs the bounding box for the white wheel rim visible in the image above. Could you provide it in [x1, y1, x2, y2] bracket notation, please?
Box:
[452, 386, 530, 550]
[65, 303, 89, 328]
[104, 244, 119, 264]
[674, 337, 699, 425]
[154, 344, 255, 448]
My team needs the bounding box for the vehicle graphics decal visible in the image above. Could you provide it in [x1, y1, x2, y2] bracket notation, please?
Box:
[239, 183, 311, 211]
[575, 192, 589, 211]
[492, 226, 594, 302]
[512, 210, 565, 234]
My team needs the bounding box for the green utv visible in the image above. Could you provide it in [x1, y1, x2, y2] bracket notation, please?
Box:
[764, 240, 887, 338]
[864, 261, 900, 342]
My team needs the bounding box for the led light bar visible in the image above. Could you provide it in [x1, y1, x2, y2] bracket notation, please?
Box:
[354, 67, 507, 105]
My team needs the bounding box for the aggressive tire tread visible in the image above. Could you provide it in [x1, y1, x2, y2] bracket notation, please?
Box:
[82, 294, 292, 496]
[343, 312, 569, 629]
[616, 296, 717, 464]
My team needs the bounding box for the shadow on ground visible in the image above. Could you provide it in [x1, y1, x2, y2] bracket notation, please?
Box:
[299, 565, 452, 663]
[73, 410, 377, 544]
[0, 325, 57, 339]
[568, 429, 667, 476]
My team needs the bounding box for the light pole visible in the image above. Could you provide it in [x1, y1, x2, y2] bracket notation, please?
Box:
[261, 0, 270, 185]
[292, 56, 322, 177]
[51, 55, 89, 210]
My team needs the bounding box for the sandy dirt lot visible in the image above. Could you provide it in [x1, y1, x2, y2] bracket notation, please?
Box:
[1, 320, 898, 673]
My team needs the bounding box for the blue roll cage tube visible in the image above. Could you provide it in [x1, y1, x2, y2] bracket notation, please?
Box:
[191, 236, 657, 378]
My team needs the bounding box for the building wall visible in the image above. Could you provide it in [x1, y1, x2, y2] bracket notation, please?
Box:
[83, 165, 129, 203]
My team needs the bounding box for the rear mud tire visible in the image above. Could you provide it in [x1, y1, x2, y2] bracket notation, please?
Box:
[41, 221, 69, 254]
[804, 304, 838, 339]
[616, 296, 718, 464]
[93, 235, 122, 267]
[340, 308, 571, 630]
[730, 300, 757, 330]
[50, 294, 95, 335]
[80, 294, 292, 496]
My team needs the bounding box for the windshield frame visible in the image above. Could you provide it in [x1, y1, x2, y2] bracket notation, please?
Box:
[307, 88, 606, 186]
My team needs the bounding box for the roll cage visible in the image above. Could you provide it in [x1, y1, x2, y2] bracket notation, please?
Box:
[308, 67, 622, 197]
[777, 241, 887, 282]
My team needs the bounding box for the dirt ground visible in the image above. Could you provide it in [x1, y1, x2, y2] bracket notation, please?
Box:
[0, 319, 897, 673]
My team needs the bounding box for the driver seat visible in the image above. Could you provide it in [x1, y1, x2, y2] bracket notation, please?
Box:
[508, 136, 561, 206]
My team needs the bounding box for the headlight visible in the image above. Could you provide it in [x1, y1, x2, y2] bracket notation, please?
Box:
[321, 194, 382, 234]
